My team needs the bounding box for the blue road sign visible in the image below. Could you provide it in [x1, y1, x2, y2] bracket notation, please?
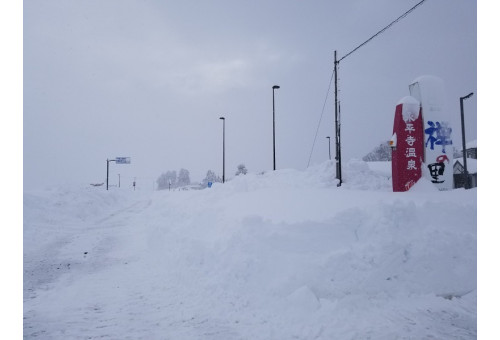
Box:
[116, 157, 131, 164]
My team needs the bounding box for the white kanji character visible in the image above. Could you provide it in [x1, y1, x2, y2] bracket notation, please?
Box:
[405, 135, 416, 146]
[407, 159, 417, 170]
[405, 113, 417, 122]
[405, 148, 416, 158]
[405, 123, 415, 133]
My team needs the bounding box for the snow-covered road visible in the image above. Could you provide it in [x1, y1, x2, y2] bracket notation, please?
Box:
[24, 161, 477, 339]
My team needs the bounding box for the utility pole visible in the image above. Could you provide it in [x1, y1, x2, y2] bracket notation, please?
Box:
[331, 2, 425, 187]
[334, 51, 342, 186]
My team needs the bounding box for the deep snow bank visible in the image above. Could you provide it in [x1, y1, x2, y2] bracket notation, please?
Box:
[23, 160, 477, 339]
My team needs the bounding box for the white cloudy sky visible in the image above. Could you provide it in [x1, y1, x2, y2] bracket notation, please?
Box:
[22, 0, 477, 189]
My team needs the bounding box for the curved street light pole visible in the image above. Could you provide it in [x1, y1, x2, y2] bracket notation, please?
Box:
[219, 116, 225, 183]
[272, 85, 280, 170]
[106, 159, 116, 190]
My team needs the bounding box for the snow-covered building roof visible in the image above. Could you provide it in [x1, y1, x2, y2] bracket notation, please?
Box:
[454, 158, 477, 174]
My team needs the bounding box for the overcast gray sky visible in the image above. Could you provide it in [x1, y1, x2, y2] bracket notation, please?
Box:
[23, 0, 477, 190]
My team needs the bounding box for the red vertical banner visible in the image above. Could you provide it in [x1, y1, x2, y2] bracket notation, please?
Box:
[391, 96, 424, 192]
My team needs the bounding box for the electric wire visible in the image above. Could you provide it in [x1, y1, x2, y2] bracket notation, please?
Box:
[307, 66, 335, 167]
[307, 0, 427, 168]
[339, 0, 427, 62]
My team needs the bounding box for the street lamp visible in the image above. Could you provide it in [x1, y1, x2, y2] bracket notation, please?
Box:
[460, 92, 474, 189]
[106, 159, 116, 190]
[326, 136, 331, 160]
[272, 85, 280, 170]
[219, 116, 226, 183]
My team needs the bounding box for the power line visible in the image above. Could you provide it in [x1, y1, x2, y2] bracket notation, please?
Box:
[307, 0, 427, 172]
[307, 67, 335, 167]
[333, 0, 427, 185]
[339, 0, 427, 62]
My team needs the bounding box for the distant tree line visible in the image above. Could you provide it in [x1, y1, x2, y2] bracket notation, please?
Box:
[157, 163, 248, 190]
[157, 168, 191, 190]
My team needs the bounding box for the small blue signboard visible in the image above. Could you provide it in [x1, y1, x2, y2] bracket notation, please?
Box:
[116, 157, 131, 164]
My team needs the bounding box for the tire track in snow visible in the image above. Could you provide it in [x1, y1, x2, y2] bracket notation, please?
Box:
[24, 197, 153, 339]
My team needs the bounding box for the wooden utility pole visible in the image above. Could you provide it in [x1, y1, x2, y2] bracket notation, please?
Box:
[334, 51, 342, 186]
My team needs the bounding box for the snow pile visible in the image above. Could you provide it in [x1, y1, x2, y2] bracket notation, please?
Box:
[24, 160, 477, 339]
[409, 177, 440, 192]
[342, 159, 392, 191]
[397, 95, 421, 121]
[214, 160, 338, 193]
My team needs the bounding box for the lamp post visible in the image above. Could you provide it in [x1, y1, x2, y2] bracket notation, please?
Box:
[272, 85, 280, 170]
[219, 116, 225, 183]
[326, 136, 331, 160]
[460, 92, 474, 189]
[106, 159, 116, 190]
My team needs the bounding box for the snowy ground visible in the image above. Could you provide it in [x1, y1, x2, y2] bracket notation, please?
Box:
[23, 160, 477, 339]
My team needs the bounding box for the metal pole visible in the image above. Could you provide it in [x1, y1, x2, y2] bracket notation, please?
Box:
[273, 89, 276, 170]
[118, 174, 121, 188]
[326, 136, 331, 160]
[220, 117, 225, 183]
[272, 85, 280, 170]
[460, 92, 474, 189]
[106, 159, 116, 190]
[222, 119, 225, 183]
[106, 159, 109, 190]
[334, 51, 341, 186]
[338, 102, 342, 183]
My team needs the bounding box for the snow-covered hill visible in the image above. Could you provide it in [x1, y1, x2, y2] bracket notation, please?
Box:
[23, 160, 477, 339]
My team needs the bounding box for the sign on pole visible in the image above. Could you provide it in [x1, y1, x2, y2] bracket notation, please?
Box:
[107, 157, 131, 190]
